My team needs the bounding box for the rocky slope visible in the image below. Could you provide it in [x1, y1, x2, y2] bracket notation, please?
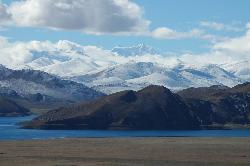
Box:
[24, 82, 250, 130]
[24, 86, 199, 130]
[0, 97, 30, 117]
[178, 82, 250, 125]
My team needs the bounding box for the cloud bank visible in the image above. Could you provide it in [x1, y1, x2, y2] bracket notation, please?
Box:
[0, 23, 249, 73]
[0, 0, 150, 34]
[0, 0, 232, 42]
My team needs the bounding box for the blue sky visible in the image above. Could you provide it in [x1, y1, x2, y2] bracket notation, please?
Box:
[1, 0, 250, 54]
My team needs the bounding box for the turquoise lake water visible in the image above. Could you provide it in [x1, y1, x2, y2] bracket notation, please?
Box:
[1, 116, 250, 140]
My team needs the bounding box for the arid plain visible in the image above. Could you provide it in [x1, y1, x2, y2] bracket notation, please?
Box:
[0, 137, 249, 166]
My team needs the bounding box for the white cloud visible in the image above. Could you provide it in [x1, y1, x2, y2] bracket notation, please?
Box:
[179, 26, 250, 66]
[0, 0, 150, 34]
[151, 23, 250, 66]
[151, 27, 225, 42]
[213, 27, 250, 54]
[151, 27, 177, 39]
[200, 21, 242, 32]
[151, 27, 204, 40]
[0, 0, 231, 42]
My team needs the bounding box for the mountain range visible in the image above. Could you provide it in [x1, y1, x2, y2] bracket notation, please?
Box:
[71, 61, 243, 94]
[0, 65, 104, 113]
[24, 82, 250, 130]
[1, 41, 249, 94]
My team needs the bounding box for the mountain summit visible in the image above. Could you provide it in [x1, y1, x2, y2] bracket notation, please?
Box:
[112, 43, 159, 56]
[24, 85, 200, 130]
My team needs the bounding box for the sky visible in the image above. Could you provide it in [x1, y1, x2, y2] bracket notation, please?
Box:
[0, 0, 250, 54]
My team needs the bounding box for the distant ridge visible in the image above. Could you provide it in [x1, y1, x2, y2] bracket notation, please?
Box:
[0, 65, 105, 111]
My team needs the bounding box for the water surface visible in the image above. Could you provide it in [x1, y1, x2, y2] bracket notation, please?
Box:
[1, 116, 250, 140]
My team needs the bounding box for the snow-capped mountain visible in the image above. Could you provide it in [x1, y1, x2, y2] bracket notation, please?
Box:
[17, 40, 121, 77]
[0, 40, 249, 94]
[111, 43, 159, 56]
[71, 62, 165, 94]
[0, 65, 104, 109]
[71, 61, 244, 94]
[221, 60, 250, 81]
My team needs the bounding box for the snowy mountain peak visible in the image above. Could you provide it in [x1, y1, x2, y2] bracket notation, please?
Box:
[56, 40, 84, 53]
[0, 64, 7, 70]
[111, 43, 159, 56]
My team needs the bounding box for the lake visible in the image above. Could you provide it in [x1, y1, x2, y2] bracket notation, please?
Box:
[1, 116, 250, 140]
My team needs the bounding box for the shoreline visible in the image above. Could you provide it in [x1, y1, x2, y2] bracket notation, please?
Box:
[0, 137, 249, 166]
[2, 129, 250, 141]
